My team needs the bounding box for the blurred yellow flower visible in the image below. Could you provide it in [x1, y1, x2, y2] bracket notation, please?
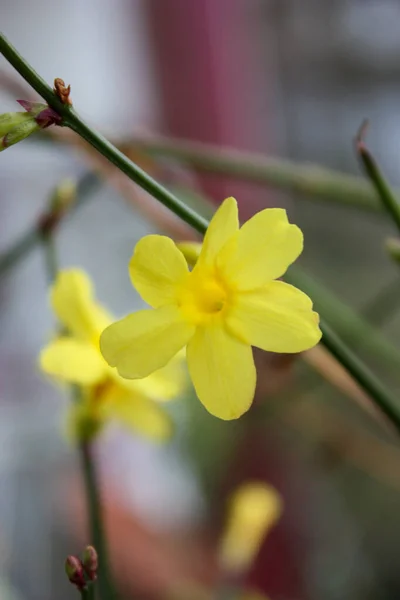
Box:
[219, 482, 283, 575]
[40, 269, 185, 442]
[100, 197, 321, 420]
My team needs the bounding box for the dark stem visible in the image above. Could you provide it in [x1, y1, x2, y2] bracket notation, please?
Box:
[80, 587, 91, 600]
[0, 228, 39, 276]
[40, 229, 58, 283]
[80, 442, 116, 600]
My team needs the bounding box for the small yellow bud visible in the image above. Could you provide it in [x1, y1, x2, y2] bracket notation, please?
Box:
[175, 241, 202, 268]
[385, 237, 400, 265]
[0, 101, 62, 152]
[219, 482, 283, 574]
[50, 178, 77, 212]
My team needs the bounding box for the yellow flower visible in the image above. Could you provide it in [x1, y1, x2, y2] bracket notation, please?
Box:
[100, 197, 321, 420]
[40, 269, 185, 442]
[219, 482, 282, 575]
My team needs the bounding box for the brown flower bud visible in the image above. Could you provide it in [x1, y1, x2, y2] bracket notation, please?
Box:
[54, 78, 72, 105]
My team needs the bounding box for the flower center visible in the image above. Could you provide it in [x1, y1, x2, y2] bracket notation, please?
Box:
[196, 278, 227, 314]
[177, 270, 229, 324]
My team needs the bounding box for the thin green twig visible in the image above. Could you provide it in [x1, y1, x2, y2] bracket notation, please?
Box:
[2, 33, 400, 435]
[356, 121, 400, 230]
[0, 32, 207, 234]
[0, 47, 389, 214]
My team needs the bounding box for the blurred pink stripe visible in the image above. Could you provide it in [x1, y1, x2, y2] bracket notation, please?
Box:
[147, 0, 271, 217]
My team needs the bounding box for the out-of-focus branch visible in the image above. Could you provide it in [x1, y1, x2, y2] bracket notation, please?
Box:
[0, 173, 99, 277]
[303, 345, 393, 433]
[286, 267, 400, 370]
[0, 69, 386, 213]
[125, 135, 383, 211]
[281, 398, 400, 491]
[35, 128, 389, 213]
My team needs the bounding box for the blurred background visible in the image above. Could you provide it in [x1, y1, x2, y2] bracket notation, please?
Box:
[2, 1, 400, 599]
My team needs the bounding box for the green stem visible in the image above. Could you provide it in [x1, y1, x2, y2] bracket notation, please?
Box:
[0, 33, 65, 111]
[87, 584, 96, 600]
[80, 442, 116, 600]
[320, 320, 400, 433]
[356, 126, 400, 229]
[0, 32, 206, 234]
[80, 587, 91, 600]
[65, 114, 208, 233]
[2, 33, 400, 434]
[0, 32, 378, 221]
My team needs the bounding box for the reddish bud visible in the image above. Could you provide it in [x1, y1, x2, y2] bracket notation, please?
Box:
[82, 545, 98, 581]
[17, 99, 62, 128]
[65, 555, 86, 591]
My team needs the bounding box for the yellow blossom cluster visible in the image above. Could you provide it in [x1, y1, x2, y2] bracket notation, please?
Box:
[40, 197, 321, 437]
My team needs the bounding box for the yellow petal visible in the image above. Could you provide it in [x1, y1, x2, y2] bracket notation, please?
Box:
[218, 208, 303, 289]
[129, 235, 189, 307]
[40, 337, 107, 384]
[100, 305, 195, 379]
[101, 385, 174, 442]
[226, 281, 321, 353]
[175, 242, 202, 268]
[50, 269, 112, 340]
[197, 197, 239, 267]
[117, 351, 187, 401]
[186, 325, 256, 420]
